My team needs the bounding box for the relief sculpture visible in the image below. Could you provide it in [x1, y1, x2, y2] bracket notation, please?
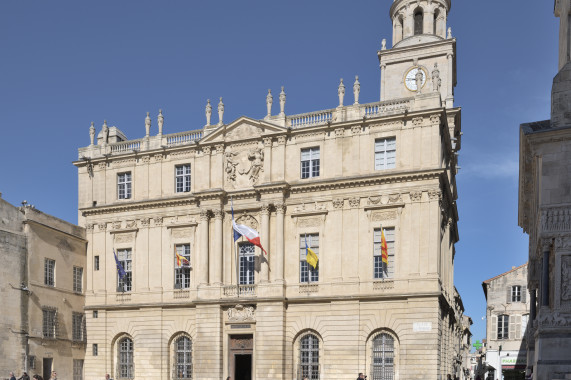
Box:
[562, 256, 571, 301]
[227, 304, 255, 322]
[239, 143, 264, 184]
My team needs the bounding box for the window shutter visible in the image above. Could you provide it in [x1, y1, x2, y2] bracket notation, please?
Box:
[522, 285, 527, 303]
[509, 315, 515, 339]
[491, 315, 497, 340]
[507, 286, 512, 303]
[515, 315, 522, 339]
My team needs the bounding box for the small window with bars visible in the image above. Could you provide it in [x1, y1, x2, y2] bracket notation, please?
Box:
[175, 244, 191, 289]
[175, 164, 191, 193]
[118, 337, 134, 379]
[73, 266, 83, 293]
[375, 138, 396, 170]
[45, 258, 55, 287]
[94, 255, 100, 271]
[371, 332, 395, 380]
[373, 228, 395, 279]
[117, 172, 132, 200]
[93, 343, 98, 356]
[42, 307, 57, 339]
[72, 312, 86, 342]
[117, 248, 132, 292]
[173, 335, 192, 379]
[299, 234, 319, 283]
[298, 333, 320, 380]
[73, 359, 84, 380]
[239, 243, 255, 285]
[301, 147, 320, 179]
[93, 310, 98, 318]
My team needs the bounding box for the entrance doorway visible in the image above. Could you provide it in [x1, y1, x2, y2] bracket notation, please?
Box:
[42, 358, 53, 380]
[234, 354, 252, 380]
[229, 334, 253, 380]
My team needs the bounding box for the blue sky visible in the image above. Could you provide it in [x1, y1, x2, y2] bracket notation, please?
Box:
[0, 1, 558, 345]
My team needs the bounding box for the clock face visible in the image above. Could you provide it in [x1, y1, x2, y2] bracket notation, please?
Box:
[404, 67, 427, 91]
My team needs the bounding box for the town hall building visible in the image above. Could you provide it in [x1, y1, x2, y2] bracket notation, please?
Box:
[74, 0, 468, 379]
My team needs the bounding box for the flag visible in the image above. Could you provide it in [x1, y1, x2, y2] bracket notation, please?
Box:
[114, 249, 127, 279]
[305, 235, 318, 269]
[380, 228, 389, 275]
[231, 200, 268, 255]
[176, 251, 190, 267]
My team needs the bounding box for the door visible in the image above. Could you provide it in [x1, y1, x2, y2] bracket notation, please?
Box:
[234, 354, 252, 380]
[229, 334, 253, 380]
[43, 358, 53, 380]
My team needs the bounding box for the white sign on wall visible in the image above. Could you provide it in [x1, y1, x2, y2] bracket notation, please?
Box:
[413, 322, 432, 332]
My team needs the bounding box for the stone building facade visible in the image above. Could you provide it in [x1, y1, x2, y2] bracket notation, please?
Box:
[518, 1, 571, 379]
[482, 264, 529, 380]
[74, 0, 467, 379]
[0, 196, 87, 380]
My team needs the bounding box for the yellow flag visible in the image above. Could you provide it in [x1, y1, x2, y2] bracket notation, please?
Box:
[305, 238, 319, 269]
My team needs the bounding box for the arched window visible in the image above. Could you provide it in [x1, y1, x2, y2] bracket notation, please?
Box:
[433, 9, 439, 35]
[173, 335, 192, 379]
[299, 334, 320, 380]
[414, 8, 424, 35]
[371, 333, 394, 380]
[117, 337, 134, 379]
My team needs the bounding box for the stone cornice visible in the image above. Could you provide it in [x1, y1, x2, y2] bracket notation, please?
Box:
[80, 196, 197, 217]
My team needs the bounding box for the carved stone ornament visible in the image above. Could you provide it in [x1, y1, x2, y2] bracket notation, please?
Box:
[215, 144, 225, 155]
[412, 117, 424, 127]
[154, 216, 163, 226]
[428, 189, 442, 200]
[297, 217, 322, 228]
[389, 193, 402, 203]
[114, 233, 134, 244]
[430, 114, 441, 125]
[263, 137, 272, 147]
[410, 191, 422, 202]
[125, 220, 136, 228]
[555, 234, 571, 250]
[349, 197, 360, 208]
[235, 214, 258, 230]
[227, 304, 255, 322]
[294, 203, 306, 213]
[537, 311, 571, 327]
[335, 128, 344, 137]
[562, 255, 571, 301]
[371, 210, 397, 221]
[85, 223, 94, 232]
[112, 221, 122, 230]
[277, 135, 287, 145]
[97, 162, 107, 171]
[260, 204, 270, 216]
[213, 209, 224, 220]
[141, 156, 151, 164]
[541, 207, 571, 232]
[275, 203, 286, 214]
[153, 153, 165, 162]
[333, 198, 344, 208]
[202, 146, 212, 155]
[200, 209, 210, 221]
[368, 196, 382, 205]
[98, 223, 107, 231]
[140, 218, 151, 227]
[351, 125, 361, 135]
[238, 143, 265, 185]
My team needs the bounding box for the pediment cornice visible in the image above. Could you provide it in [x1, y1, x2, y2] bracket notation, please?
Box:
[199, 117, 288, 145]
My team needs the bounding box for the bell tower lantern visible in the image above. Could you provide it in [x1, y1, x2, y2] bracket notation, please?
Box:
[391, 0, 451, 46]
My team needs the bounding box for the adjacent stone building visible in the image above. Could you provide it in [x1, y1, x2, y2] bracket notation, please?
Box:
[482, 264, 529, 380]
[0, 196, 87, 380]
[518, 1, 571, 379]
[74, 0, 468, 379]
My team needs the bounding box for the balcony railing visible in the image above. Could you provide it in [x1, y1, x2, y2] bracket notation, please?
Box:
[223, 284, 257, 297]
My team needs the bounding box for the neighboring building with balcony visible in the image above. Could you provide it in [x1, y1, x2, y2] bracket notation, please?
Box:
[74, 0, 468, 379]
[0, 196, 86, 380]
[482, 264, 529, 380]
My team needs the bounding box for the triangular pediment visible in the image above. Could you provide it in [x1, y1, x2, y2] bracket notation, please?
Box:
[199, 116, 287, 144]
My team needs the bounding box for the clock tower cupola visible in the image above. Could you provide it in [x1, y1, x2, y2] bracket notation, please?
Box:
[379, 0, 456, 108]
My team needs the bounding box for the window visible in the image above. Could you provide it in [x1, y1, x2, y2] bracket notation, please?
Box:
[239, 243, 255, 285]
[117, 248, 132, 292]
[118, 337, 134, 379]
[299, 334, 320, 380]
[93, 344, 98, 356]
[175, 244, 191, 289]
[521, 314, 529, 338]
[371, 333, 395, 380]
[301, 147, 320, 179]
[93, 310, 98, 318]
[44, 258, 55, 287]
[497, 314, 509, 339]
[117, 172, 132, 200]
[73, 359, 84, 380]
[94, 256, 100, 271]
[173, 335, 192, 379]
[300, 234, 319, 283]
[414, 8, 423, 35]
[511, 285, 522, 302]
[175, 164, 191, 193]
[42, 307, 57, 339]
[73, 266, 83, 293]
[375, 138, 396, 170]
[28, 356, 36, 370]
[374, 228, 395, 279]
[72, 312, 85, 342]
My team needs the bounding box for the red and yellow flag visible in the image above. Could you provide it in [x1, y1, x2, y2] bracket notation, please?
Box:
[380, 228, 389, 266]
[176, 252, 190, 267]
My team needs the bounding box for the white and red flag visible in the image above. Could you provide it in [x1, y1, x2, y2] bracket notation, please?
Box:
[232, 202, 268, 255]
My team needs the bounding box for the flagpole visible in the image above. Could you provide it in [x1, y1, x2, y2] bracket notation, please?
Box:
[231, 197, 239, 298]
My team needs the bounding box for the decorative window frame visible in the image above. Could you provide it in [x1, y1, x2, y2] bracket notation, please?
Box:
[365, 329, 400, 380]
[112, 333, 135, 380]
[168, 332, 193, 380]
[292, 329, 323, 380]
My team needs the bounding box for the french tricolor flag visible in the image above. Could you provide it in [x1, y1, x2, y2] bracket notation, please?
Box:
[232, 202, 268, 255]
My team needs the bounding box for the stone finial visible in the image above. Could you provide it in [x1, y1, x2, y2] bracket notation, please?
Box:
[353, 76, 360, 105]
[89, 122, 95, 146]
[447, 27, 452, 39]
[145, 112, 151, 137]
[279, 86, 286, 116]
[102, 120, 109, 145]
[157, 109, 164, 136]
[381, 38, 387, 50]
[432, 63, 441, 92]
[205, 99, 212, 127]
[218, 97, 224, 126]
[266, 89, 273, 117]
[338, 78, 345, 107]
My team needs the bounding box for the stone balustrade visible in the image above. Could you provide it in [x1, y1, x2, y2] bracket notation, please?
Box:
[110, 139, 143, 153]
[166, 130, 203, 147]
[288, 109, 335, 128]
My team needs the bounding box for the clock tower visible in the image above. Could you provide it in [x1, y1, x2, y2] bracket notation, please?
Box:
[379, 0, 456, 109]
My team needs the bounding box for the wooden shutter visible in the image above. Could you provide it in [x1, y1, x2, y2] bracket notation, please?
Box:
[491, 315, 497, 340]
[522, 285, 527, 303]
[509, 315, 515, 339]
[507, 286, 512, 303]
[515, 315, 522, 339]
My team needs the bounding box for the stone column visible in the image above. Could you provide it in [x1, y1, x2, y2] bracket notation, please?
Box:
[403, 7, 414, 38]
[424, 9, 434, 35]
[273, 202, 285, 282]
[199, 209, 210, 285]
[446, 53, 454, 108]
[260, 204, 270, 282]
[380, 63, 387, 101]
[393, 18, 403, 45]
[212, 209, 223, 285]
[541, 248, 550, 307]
[530, 287, 537, 321]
